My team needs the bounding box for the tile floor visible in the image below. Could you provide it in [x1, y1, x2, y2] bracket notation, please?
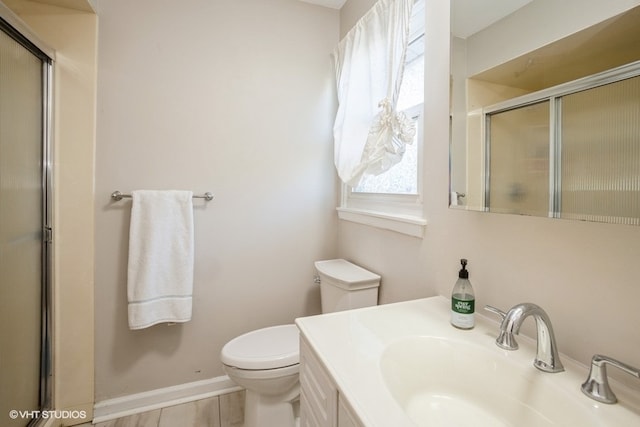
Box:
[77, 390, 244, 427]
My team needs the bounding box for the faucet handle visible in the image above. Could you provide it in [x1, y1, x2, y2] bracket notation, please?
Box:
[484, 305, 507, 321]
[581, 354, 640, 404]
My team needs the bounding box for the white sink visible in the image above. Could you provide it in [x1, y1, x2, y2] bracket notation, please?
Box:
[381, 336, 597, 427]
[296, 296, 640, 426]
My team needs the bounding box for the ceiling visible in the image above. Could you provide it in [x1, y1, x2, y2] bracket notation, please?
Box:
[2, 0, 94, 12]
[298, 0, 346, 9]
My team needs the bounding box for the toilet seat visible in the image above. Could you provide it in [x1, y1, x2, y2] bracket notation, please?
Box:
[223, 363, 299, 380]
[221, 324, 299, 370]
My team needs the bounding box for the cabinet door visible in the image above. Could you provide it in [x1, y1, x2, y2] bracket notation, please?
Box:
[300, 337, 338, 427]
[338, 395, 364, 427]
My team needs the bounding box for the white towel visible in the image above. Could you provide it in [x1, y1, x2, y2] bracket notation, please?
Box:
[127, 190, 194, 330]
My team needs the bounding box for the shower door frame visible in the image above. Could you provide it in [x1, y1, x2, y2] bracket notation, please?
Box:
[0, 3, 54, 423]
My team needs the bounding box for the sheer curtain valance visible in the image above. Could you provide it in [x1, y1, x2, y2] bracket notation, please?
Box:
[332, 0, 416, 188]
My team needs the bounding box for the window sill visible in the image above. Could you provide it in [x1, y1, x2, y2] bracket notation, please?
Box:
[336, 207, 426, 238]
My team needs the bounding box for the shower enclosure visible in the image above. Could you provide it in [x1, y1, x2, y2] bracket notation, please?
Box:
[0, 10, 53, 427]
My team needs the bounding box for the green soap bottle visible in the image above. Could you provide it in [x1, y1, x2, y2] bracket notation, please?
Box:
[451, 259, 475, 329]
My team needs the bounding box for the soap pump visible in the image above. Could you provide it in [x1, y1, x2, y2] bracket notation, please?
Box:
[451, 258, 475, 329]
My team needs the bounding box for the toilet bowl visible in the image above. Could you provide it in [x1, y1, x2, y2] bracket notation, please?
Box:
[221, 259, 380, 427]
[221, 324, 300, 427]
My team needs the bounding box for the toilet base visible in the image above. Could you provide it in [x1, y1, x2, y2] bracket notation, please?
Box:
[243, 388, 299, 427]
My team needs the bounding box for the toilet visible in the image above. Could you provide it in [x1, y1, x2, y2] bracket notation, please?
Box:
[221, 259, 381, 427]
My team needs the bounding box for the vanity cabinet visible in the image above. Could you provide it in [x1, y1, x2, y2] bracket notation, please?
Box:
[300, 336, 364, 427]
[337, 396, 362, 427]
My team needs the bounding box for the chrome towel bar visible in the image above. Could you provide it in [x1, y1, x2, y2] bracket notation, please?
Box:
[111, 191, 214, 202]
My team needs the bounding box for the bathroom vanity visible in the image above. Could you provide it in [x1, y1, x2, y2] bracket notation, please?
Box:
[295, 296, 640, 427]
[299, 337, 364, 427]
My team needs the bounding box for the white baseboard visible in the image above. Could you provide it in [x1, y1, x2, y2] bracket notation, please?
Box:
[92, 376, 242, 424]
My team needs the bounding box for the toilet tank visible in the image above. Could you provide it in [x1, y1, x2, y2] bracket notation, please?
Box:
[314, 259, 381, 313]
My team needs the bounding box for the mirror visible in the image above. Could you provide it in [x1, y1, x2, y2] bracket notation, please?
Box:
[450, 0, 640, 225]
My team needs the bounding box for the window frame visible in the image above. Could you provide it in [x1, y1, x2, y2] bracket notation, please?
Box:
[337, 0, 426, 237]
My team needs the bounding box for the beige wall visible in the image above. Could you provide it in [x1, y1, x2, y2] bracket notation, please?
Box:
[94, 0, 339, 401]
[3, 0, 97, 424]
[339, 0, 640, 390]
[338, 0, 377, 37]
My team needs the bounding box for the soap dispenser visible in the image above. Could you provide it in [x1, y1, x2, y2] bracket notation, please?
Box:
[451, 259, 475, 329]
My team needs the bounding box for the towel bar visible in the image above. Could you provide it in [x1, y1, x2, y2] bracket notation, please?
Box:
[111, 191, 214, 202]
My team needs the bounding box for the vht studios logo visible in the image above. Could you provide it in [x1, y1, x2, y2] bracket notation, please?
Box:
[8, 410, 86, 420]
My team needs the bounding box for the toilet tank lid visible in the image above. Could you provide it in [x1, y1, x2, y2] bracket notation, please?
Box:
[314, 259, 381, 289]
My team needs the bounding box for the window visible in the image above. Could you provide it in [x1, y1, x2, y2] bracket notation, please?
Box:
[354, 105, 420, 195]
[338, 0, 426, 237]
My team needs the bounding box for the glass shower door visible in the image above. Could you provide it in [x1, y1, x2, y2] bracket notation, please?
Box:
[0, 24, 50, 427]
[487, 101, 551, 216]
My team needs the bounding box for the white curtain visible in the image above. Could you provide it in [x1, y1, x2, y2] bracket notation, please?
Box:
[332, 0, 416, 188]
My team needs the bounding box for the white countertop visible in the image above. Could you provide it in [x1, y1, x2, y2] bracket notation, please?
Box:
[295, 296, 640, 427]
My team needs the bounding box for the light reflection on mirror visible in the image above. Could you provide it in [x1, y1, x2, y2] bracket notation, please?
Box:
[449, 0, 640, 225]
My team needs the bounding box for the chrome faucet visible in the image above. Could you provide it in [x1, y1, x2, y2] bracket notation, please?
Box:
[581, 354, 640, 404]
[485, 303, 564, 373]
